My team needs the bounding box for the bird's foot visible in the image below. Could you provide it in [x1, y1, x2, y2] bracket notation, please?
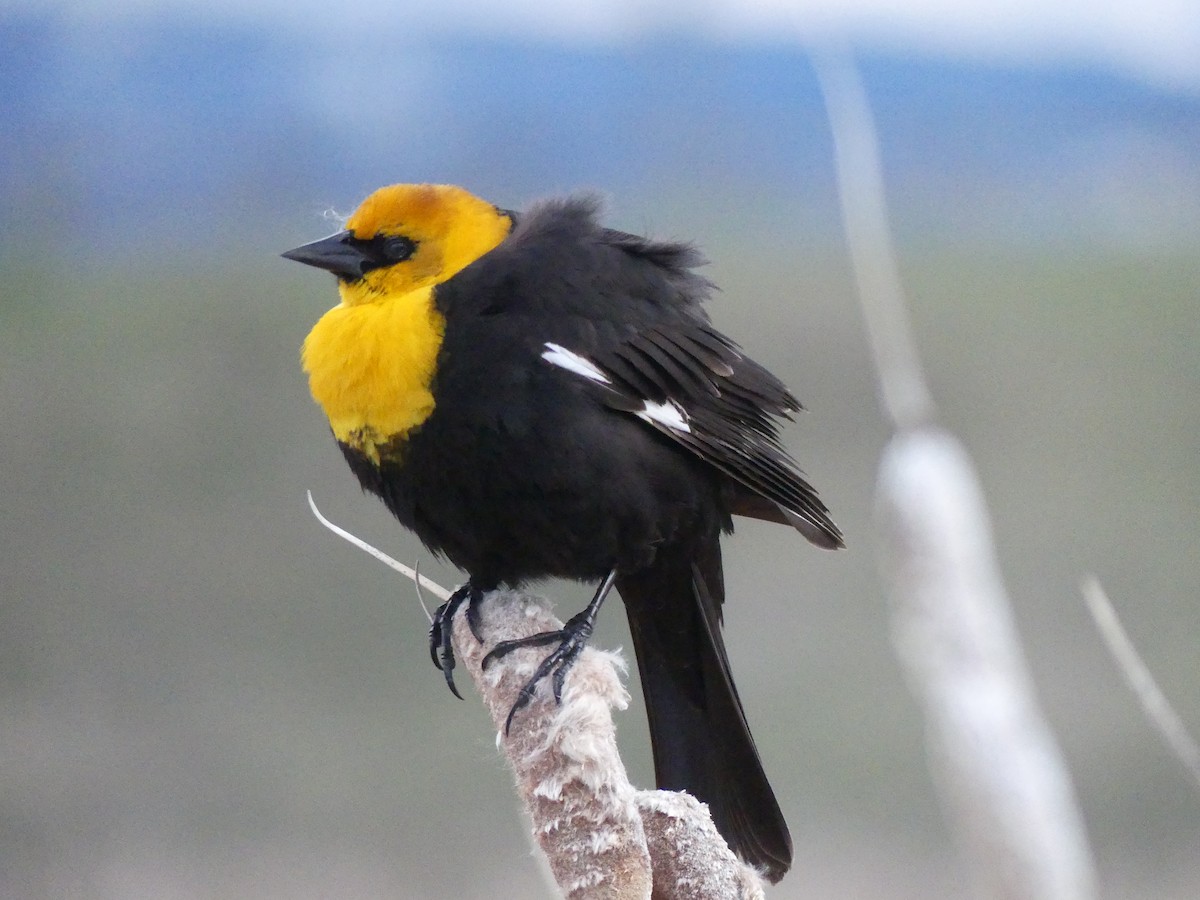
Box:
[428, 582, 486, 699]
[482, 602, 603, 734]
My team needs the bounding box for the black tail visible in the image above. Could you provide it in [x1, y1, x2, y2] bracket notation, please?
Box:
[617, 539, 792, 883]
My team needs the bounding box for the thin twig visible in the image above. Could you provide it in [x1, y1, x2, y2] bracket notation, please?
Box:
[412, 560, 434, 623]
[1082, 575, 1200, 796]
[306, 490, 451, 603]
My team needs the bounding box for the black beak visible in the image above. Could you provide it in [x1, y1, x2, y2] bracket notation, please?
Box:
[282, 231, 374, 280]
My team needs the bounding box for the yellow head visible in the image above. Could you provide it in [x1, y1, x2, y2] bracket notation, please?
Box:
[286, 184, 513, 457]
[283, 183, 513, 306]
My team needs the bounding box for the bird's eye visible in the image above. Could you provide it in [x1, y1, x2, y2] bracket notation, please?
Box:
[382, 236, 417, 263]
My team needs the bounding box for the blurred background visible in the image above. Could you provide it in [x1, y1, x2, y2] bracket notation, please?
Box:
[2, 2, 1198, 897]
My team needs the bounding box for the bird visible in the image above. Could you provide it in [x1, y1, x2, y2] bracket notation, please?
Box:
[284, 183, 842, 883]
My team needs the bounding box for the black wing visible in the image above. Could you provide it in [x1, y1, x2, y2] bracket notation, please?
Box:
[542, 319, 843, 550]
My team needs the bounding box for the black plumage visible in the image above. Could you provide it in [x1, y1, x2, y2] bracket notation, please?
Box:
[296, 193, 842, 884]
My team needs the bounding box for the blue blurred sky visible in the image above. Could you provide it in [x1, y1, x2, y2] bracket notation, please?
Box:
[6, 0, 1199, 263]
[23, 0, 1200, 91]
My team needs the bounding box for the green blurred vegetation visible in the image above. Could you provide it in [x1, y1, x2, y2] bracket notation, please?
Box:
[2, 204, 1197, 896]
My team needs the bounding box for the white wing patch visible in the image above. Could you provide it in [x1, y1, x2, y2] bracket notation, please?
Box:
[541, 342, 611, 384]
[635, 399, 691, 434]
[541, 341, 691, 434]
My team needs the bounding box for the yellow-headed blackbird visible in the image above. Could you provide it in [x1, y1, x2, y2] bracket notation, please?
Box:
[284, 183, 842, 883]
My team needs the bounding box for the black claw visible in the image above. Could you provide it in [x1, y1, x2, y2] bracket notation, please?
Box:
[503, 682, 536, 734]
[485, 608, 598, 734]
[427, 583, 483, 699]
[465, 595, 486, 643]
[551, 658, 571, 704]
[443, 661, 464, 700]
[428, 616, 444, 670]
[482, 570, 616, 734]
[481, 629, 561, 670]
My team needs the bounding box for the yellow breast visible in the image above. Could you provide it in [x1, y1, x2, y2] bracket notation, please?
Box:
[301, 284, 445, 464]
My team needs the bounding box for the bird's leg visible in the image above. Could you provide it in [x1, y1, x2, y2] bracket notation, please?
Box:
[428, 581, 487, 699]
[482, 569, 618, 734]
